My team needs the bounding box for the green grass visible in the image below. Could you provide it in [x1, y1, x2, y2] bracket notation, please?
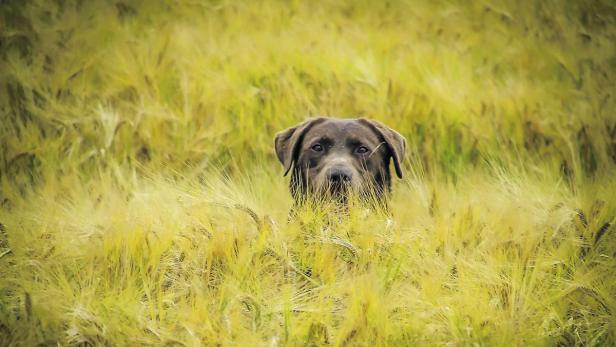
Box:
[1, 0, 616, 345]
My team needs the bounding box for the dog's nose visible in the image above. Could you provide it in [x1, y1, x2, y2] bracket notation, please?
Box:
[328, 168, 353, 183]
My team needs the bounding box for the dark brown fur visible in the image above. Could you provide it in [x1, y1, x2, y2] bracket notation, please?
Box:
[274, 117, 406, 204]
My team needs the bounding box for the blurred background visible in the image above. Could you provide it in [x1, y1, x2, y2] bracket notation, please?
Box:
[2, 0, 615, 189]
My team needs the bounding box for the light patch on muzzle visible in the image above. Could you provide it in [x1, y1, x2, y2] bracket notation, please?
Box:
[313, 157, 361, 194]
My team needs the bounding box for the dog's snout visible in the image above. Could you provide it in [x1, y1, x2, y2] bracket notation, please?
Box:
[328, 167, 353, 183]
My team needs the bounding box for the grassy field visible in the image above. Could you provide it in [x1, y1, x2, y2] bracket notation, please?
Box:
[1, 0, 616, 345]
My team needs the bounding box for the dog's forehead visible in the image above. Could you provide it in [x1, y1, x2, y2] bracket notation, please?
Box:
[305, 119, 379, 143]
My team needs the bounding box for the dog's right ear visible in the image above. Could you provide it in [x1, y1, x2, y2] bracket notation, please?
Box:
[358, 118, 407, 179]
[274, 118, 325, 176]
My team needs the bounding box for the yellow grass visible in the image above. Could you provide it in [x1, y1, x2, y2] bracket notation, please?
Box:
[1, 0, 615, 345]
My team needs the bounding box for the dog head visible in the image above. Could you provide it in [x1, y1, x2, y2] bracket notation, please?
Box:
[274, 117, 406, 202]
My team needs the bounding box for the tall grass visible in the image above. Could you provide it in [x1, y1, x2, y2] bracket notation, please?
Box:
[1, 0, 615, 345]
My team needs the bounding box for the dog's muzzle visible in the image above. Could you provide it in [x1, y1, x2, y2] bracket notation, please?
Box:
[322, 165, 355, 198]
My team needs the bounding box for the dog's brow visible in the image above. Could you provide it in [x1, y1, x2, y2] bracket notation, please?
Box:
[347, 138, 363, 146]
[306, 136, 332, 146]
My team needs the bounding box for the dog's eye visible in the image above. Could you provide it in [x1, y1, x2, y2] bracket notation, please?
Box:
[311, 144, 323, 152]
[356, 146, 369, 154]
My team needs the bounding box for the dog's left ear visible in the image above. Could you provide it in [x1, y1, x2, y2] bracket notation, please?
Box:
[359, 118, 407, 178]
[274, 117, 326, 176]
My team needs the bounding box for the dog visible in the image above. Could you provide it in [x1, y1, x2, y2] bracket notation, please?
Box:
[274, 117, 406, 206]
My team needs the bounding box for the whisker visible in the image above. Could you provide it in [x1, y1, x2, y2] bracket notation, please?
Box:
[368, 142, 386, 158]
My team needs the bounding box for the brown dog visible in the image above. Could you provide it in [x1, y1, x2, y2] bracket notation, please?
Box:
[274, 117, 406, 204]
